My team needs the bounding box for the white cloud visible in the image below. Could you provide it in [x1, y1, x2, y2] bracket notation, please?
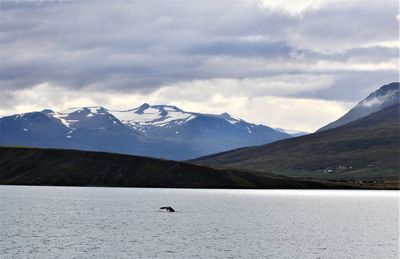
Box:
[361, 40, 400, 49]
[256, 0, 325, 15]
[158, 74, 334, 100]
[360, 89, 398, 108]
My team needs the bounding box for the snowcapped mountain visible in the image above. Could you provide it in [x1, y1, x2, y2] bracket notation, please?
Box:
[108, 103, 277, 137]
[0, 107, 144, 156]
[0, 104, 290, 160]
[44, 107, 126, 132]
[109, 103, 196, 132]
[318, 82, 399, 132]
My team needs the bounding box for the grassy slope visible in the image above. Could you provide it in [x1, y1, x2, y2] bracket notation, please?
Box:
[194, 105, 400, 183]
[0, 146, 361, 189]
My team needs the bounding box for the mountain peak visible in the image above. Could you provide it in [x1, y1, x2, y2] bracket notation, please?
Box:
[135, 103, 151, 114]
[318, 82, 399, 132]
[219, 112, 241, 124]
[378, 82, 399, 92]
[133, 103, 184, 115]
[41, 109, 55, 114]
[359, 82, 399, 109]
[220, 112, 231, 118]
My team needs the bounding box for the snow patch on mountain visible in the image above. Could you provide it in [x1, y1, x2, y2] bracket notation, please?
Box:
[44, 106, 110, 129]
[109, 104, 196, 130]
[219, 112, 240, 124]
[49, 112, 75, 128]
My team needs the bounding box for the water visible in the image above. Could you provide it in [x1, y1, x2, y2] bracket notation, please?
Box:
[0, 186, 398, 259]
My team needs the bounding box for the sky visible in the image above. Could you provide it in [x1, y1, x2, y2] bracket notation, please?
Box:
[0, 0, 398, 132]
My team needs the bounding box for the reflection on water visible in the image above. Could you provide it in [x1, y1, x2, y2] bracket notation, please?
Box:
[0, 186, 398, 258]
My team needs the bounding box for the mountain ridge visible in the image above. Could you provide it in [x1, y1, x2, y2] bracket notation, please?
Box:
[0, 104, 290, 160]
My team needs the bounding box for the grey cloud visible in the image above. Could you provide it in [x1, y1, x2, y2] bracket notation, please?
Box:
[185, 39, 292, 58]
[288, 1, 399, 53]
[283, 71, 398, 102]
[0, 0, 398, 103]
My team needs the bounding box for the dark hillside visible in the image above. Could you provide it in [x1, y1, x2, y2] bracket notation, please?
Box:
[0, 147, 358, 189]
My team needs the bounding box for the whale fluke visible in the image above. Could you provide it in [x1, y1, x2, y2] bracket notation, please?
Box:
[160, 206, 175, 212]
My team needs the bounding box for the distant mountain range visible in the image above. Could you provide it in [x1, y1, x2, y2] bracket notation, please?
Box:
[0, 104, 290, 160]
[318, 82, 399, 132]
[274, 128, 309, 137]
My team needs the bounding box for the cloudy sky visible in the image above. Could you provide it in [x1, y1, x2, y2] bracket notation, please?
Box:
[0, 0, 398, 131]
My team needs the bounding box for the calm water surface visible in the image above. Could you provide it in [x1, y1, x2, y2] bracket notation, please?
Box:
[0, 186, 398, 258]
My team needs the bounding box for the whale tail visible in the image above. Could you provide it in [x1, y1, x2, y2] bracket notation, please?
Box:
[160, 206, 175, 212]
